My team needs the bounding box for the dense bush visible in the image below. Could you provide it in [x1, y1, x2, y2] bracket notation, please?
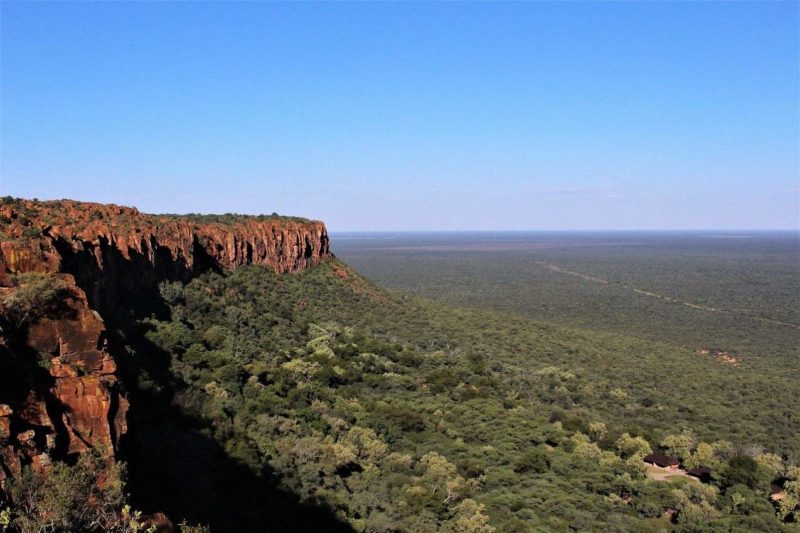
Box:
[4, 257, 793, 531]
[119, 260, 795, 531]
[1, 453, 144, 532]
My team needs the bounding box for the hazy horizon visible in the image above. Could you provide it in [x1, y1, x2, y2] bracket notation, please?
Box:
[3, 194, 800, 233]
[331, 229, 800, 235]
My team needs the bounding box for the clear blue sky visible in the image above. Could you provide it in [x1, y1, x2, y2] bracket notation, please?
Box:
[1, 2, 798, 230]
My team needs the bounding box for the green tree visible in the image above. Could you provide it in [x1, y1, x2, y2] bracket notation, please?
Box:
[615, 433, 652, 460]
[661, 432, 694, 460]
[447, 499, 495, 533]
[754, 452, 784, 477]
[513, 447, 551, 474]
[778, 480, 800, 522]
[671, 483, 720, 527]
[588, 422, 607, 442]
[684, 442, 715, 469]
[722, 456, 764, 490]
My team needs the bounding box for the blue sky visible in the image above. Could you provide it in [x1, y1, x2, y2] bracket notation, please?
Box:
[1, 2, 797, 230]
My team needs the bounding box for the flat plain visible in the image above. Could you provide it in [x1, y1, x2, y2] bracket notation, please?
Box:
[333, 231, 800, 376]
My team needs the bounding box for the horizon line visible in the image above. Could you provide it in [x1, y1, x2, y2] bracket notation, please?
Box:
[329, 228, 800, 233]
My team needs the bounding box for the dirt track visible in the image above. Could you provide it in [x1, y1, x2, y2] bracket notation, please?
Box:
[533, 261, 800, 331]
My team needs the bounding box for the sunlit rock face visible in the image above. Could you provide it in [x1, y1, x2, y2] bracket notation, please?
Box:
[0, 275, 127, 487]
[0, 198, 330, 492]
[0, 199, 330, 304]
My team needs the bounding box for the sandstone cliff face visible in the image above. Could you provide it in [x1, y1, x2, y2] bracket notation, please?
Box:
[0, 276, 128, 487]
[0, 199, 329, 306]
[0, 198, 330, 492]
[27, 277, 129, 457]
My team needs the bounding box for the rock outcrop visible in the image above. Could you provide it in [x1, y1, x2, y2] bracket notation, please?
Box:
[0, 197, 330, 493]
[0, 275, 127, 487]
[0, 199, 329, 311]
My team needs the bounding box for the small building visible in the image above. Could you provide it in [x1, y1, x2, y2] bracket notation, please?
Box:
[686, 466, 712, 482]
[770, 485, 786, 502]
[643, 453, 680, 469]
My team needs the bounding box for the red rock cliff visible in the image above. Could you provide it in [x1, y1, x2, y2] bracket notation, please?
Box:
[0, 197, 330, 491]
[0, 275, 128, 487]
[0, 199, 330, 280]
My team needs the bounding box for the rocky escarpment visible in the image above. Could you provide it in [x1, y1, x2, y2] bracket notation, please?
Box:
[0, 199, 330, 315]
[0, 274, 128, 486]
[0, 197, 330, 494]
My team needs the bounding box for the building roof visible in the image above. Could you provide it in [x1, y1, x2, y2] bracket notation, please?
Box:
[770, 485, 786, 501]
[643, 453, 680, 467]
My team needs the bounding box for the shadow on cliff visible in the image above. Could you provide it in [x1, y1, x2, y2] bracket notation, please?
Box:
[0, 302, 83, 466]
[0, 335, 67, 461]
[50, 235, 353, 532]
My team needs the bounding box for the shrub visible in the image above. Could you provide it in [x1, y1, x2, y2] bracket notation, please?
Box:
[0, 273, 71, 329]
[513, 447, 551, 474]
[6, 453, 125, 531]
[722, 455, 767, 490]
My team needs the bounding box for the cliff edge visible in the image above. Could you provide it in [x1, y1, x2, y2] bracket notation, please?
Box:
[0, 197, 331, 493]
